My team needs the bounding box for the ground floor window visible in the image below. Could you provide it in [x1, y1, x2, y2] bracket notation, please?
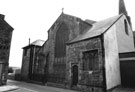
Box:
[82, 50, 98, 71]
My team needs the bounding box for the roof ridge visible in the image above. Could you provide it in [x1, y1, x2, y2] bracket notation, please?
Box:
[68, 14, 123, 44]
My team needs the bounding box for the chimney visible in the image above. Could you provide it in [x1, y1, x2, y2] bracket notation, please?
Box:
[0, 14, 5, 20]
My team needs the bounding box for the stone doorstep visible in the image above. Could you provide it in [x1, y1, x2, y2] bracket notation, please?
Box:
[0, 85, 19, 92]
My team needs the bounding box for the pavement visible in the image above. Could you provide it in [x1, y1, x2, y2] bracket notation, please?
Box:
[0, 85, 19, 92]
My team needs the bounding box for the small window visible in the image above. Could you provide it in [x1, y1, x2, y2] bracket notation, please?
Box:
[82, 50, 98, 71]
[24, 49, 27, 56]
[124, 19, 129, 35]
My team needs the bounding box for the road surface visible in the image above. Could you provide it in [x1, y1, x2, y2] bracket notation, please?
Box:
[7, 80, 79, 92]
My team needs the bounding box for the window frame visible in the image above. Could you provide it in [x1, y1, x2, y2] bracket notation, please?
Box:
[82, 49, 99, 72]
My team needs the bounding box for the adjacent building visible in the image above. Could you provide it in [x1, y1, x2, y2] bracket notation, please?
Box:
[0, 14, 13, 85]
[21, 39, 44, 81]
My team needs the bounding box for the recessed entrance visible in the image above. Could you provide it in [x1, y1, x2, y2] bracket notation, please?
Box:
[71, 65, 78, 86]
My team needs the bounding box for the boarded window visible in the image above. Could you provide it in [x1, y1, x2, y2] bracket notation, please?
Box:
[124, 19, 129, 35]
[55, 22, 69, 58]
[82, 50, 98, 71]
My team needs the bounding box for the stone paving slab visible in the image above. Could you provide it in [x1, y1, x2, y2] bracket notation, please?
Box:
[0, 85, 19, 92]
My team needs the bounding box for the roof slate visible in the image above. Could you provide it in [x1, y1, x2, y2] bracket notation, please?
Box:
[69, 14, 123, 43]
[31, 39, 45, 46]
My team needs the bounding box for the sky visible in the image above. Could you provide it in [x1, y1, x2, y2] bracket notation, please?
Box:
[0, 0, 134, 67]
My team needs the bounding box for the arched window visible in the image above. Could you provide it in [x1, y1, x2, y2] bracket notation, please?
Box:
[55, 22, 69, 57]
[124, 19, 129, 35]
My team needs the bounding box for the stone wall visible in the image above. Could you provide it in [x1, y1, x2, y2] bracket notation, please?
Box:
[21, 48, 31, 81]
[21, 46, 42, 81]
[66, 37, 105, 92]
[0, 16, 13, 85]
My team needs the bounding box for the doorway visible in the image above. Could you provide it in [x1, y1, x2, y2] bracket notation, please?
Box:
[120, 60, 135, 87]
[71, 65, 78, 86]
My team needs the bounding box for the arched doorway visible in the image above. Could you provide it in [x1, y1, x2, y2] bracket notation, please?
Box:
[71, 65, 78, 86]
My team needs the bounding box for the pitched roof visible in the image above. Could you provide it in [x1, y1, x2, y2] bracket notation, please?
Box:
[23, 39, 45, 49]
[31, 39, 45, 46]
[0, 14, 14, 31]
[85, 19, 96, 24]
[69, 14, 123, 43]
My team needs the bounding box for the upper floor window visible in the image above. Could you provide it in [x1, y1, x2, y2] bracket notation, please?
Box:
[124, 19, 129, 35]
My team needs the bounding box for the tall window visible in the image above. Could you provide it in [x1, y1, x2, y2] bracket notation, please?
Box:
[82, 50, 98, 71]
[124, 19, 129, 35]
[55, 22, 69, 58]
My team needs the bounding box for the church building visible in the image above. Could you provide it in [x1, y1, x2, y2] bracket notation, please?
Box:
[21, 0, 135, 92]
[21, 11, 94, 84]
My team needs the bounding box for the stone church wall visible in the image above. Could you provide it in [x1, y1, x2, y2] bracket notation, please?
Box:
[66, 37, 105, 92]
[38, 13, 92, 85]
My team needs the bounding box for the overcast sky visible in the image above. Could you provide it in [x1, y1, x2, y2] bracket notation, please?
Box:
[0, 0, 134, 67]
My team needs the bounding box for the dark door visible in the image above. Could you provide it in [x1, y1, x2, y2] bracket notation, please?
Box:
[72, 65, 78, 86]
[120, 60, 135, 87]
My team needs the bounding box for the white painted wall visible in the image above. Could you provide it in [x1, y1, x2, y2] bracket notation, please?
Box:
[104, 25, 121, 90]
[116, 15, 135, 53]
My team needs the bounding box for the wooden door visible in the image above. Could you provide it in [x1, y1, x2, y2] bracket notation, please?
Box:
[72, 65, 78, 86]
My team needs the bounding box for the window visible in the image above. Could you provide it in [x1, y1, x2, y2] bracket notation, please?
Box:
[24, 49, 27, 56]
[124, 19, 129, 35]
[55, 22, 69, 58]
[82, 50, 98, 71]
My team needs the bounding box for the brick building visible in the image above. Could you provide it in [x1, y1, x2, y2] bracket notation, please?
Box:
[0, 14, 13, 85]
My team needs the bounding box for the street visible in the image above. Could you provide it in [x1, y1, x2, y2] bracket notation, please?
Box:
[7, 80, 79, 92]
[6, 80, 135, 92]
